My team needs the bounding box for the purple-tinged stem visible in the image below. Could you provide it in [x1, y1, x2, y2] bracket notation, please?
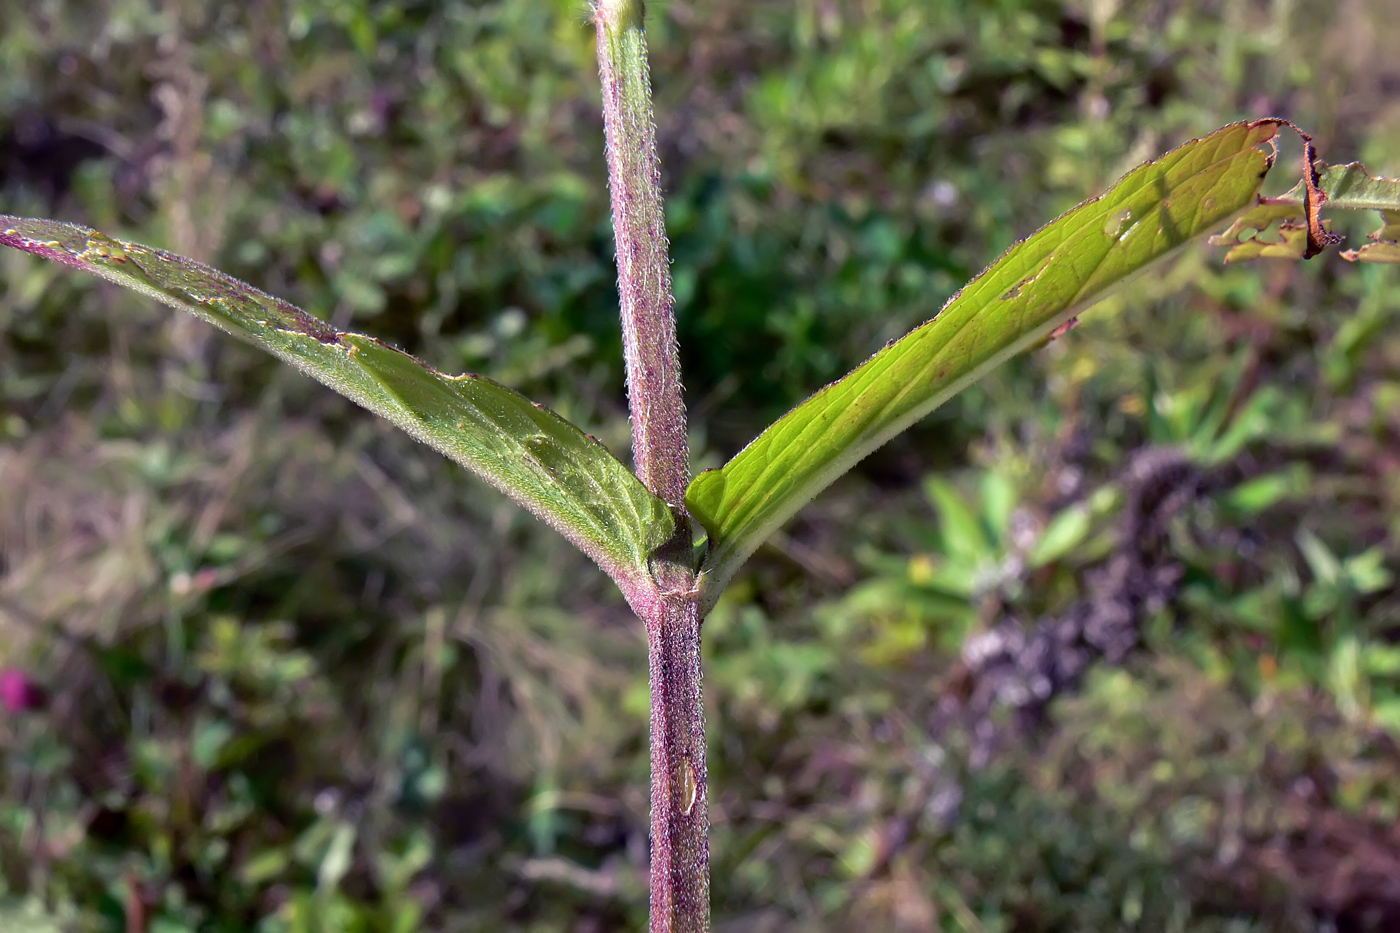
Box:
[633, 584, 709, 933]
[595, 1, 709, 930]
[596, 0, 688, 508]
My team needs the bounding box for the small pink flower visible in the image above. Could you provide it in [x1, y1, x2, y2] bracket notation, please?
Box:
[0, 668, 46, 713]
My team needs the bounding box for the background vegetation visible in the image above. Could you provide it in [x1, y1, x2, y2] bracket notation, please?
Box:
[3, 0, 1399, 929]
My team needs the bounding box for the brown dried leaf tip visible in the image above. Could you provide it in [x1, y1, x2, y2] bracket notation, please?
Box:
[1207, 121, 1384, 263]
[1298, 130, 1346, 259]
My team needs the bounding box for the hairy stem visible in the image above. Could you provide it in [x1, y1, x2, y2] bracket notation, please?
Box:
[595, 1, 709, 930]
[596, 0, 688, 507]
[642, 584, 709, 932]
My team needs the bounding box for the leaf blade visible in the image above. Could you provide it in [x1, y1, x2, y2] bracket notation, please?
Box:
[0, 216, 674, 592]
[1275, 161, 1400, 212]
[687, 120, 1281, 609]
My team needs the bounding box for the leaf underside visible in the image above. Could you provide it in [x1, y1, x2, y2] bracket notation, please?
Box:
[0, 216, 675, 591]
[687, 119, 1283, 611]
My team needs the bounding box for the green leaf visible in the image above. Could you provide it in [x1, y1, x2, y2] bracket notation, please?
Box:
[1342, 210, 1400, 265]
[1344, 547, 1393, 595]
[1208, 202, 1336, 263]
[0, 216, 674, 593]
[316, 821, 358, 893]
[1215, 162, 1400, 264]
[980, 471, 1017, 544]
[924, 476, 991, 563]
[1295, 528, 1341, 588]
[687, 120, 1281, 609]
[1276, 161, 1400, 212]
[1220, 468, 1304, 516]
[1029, 503, 1092, 568]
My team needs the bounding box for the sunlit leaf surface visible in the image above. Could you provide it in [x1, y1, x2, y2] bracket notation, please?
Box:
[687, 120, 1282, 610]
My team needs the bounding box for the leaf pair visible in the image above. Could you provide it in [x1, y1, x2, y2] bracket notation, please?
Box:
[6, 120, 1395, 611]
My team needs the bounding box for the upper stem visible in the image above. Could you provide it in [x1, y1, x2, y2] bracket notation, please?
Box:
[596, 0, 689, 509]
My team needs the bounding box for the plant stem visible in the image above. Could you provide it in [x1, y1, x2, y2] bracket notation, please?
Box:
[595, 1, 709, 930]
[642, 585, 709, 932]
[596, 0, 688, 507]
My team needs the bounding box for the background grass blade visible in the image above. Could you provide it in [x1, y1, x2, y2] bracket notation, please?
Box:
[0, 216, 674, 592]
[686, 120, 1282, 610]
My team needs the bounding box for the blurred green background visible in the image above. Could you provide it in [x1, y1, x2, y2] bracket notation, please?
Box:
[3, 0, 1400, 929]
